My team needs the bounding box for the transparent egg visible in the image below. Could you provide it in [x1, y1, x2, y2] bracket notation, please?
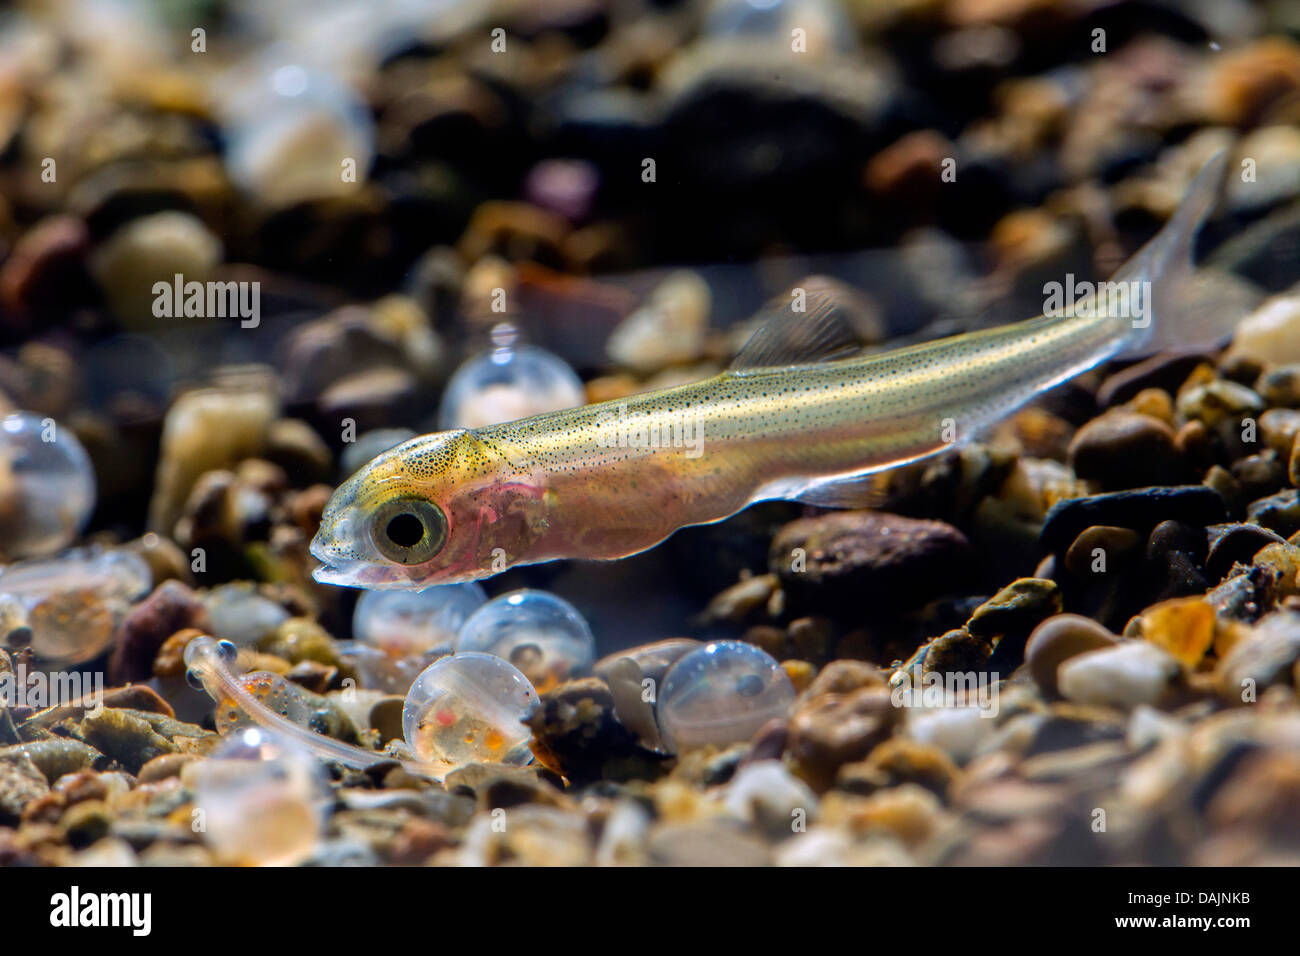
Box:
[702, 0, 859, 58]
[204, 583, 291, 647]
[339, 427, 417, 480]
[221, 63, 375, 207]
[0, 411, 96, 559]
[336, 642, 430, 696]
[353, 583, 487, 659]
[455, 590, 594, 692]
[0, 548, 151, 665]
[437, 327, 584, 430]
[657, 640, 795, 753]
[402, 652, 539, 768]
[187, 727, 324, 866]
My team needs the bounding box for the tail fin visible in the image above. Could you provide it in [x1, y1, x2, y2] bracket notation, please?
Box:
[1113, 151, 1262, 358]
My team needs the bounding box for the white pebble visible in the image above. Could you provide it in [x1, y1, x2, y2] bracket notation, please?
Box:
[723, 759, 819, 830]
[1058, 641, 1181, 708]
[1228, 293, 1300, 369]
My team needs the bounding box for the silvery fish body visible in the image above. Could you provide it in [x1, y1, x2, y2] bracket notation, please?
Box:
[311, 154, 1240, 589]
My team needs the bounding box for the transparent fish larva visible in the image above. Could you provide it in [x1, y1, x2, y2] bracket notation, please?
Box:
[402, 652, 539, 768]
[185, 727, 324, 866]
[0, 411, 96, 560]
[455, 589, 594, 692]
[211, 670, 323, 738]
[436, 326, 585, 430]
[657, 640, 795, 752]
[353, 582, 487, 659]
[0, 548, 150, 666]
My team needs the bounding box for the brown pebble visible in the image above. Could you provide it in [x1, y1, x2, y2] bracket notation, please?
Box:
[1024, 614, 1118, 697]
[1068, 410, 1185, 490]
[1064, 525, 1141, 576]
[137, 752, 201, 784]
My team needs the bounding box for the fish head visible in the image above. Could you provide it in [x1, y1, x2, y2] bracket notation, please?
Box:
[311, 430, 543, 589]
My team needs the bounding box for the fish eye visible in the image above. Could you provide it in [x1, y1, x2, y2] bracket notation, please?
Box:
[371, 497, 448, 565]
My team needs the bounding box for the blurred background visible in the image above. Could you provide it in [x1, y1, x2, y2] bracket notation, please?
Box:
[0, 0, 1298, 647]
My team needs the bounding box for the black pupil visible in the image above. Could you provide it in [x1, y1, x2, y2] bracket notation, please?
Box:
[386, 512, 425, 548]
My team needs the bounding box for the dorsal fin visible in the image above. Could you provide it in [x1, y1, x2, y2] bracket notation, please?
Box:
[729, 289, 861, 371]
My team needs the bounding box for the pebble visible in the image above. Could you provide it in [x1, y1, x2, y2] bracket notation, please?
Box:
[1175, 379, 1265, 450]
[905, 705, 997, 766]
[1137, 597, 1216, 668]
[1067, 410, 1186, 490]
[1246, 489, 1300, 537]
[0, 753, 50, 824]
[1227, 293, 1300, 369]
[1205, 523, 1287, 582]
[594, 638, 702, 689]
[1063, 525, 1141, 576]
[148, 380, 277, 536]
[1057, 641, 1182, 709]
[524, 678, 647, 783]
[606, 270, 711, 373]
[1024, 614, 1119, 697]
[788, 686, 900, 790]
[110, 580, 211, 683]
[1039, 486, 1228, 552]
[771, 510, 973, 613]
[723, 760, 819, 836]
[90, 212, 222, 330]
[459, 805, 592, 867]
[1215, 611, 1300, 701]
[203, 583, 290, 647]
[965, 577, 1061, 642]
[1257, 365, 1300, 408]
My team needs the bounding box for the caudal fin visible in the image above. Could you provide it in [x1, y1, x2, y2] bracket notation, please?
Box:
[1113, 151, 1263, 358]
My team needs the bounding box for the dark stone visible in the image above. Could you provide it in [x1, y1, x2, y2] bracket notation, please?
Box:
[1040, 486, 1227, 553]
[771, 510, 974, 613]
[109, 580, 211, 684]
[1096, 352, 1208, 407]
[1068, 410, 1186, 490]
[1246, 489, 1300, 538]
[1205, 523, 1288, 582]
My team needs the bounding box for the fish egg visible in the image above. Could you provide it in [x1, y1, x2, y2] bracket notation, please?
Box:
[402, 652, 539, 768]
[0, 548, 150, 666]
[187, 728, 324, 866]
[703, 0, 858, 58]
[0, 411, 96, 560]
[455, 589, 594, 691]
[437, 333, 584, 430]
[353, 582, 487, 659]
[657, 640, 795, 752]
[221, 63, 375, 207]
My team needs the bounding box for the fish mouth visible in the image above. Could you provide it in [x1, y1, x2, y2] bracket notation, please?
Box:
[310, 532, 435, 590]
